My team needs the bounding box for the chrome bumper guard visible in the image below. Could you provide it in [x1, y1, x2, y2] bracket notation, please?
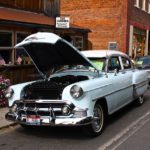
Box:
[5, 100, 92, 126]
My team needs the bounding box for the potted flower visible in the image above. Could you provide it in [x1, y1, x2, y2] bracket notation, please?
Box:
[0, 76, 10, 107]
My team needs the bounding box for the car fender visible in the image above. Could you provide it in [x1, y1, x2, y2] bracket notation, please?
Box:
[7, 81, 34, 107]
[62, 76, 111, 116]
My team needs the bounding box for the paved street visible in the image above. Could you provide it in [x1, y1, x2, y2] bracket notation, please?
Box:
[0, 89, 150, 150]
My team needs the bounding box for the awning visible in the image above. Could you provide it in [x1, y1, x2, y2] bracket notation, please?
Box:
[0, 7, 90, 33]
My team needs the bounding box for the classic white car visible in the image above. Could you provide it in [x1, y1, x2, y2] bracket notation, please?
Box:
[5, 32, 148, 137]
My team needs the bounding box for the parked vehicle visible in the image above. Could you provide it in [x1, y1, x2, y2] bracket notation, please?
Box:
[135, 56, 150, 84]
[5, 32, 148, 137]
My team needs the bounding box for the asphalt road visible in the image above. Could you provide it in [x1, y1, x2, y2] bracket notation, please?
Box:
[0, 89, 150, 150]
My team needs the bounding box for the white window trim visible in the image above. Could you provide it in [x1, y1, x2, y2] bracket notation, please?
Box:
[145, 30, 149, 55]
[129, 25, 134, 57]
[134, 0, 140, 8]
[142, 0, 146, 11]
[148, 0, 150, 14]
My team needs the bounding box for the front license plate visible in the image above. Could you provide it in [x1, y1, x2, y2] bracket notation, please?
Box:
[26, 115, 40, 125]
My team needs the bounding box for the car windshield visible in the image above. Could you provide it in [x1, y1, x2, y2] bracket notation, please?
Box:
[45, 58, 106, 77]
[88, 57, 106, 71]
[54, 64, 97, 74]
[135, 57, 150, 65]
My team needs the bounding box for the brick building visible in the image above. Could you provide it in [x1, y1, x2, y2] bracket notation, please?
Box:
[61, 0, 150, 58]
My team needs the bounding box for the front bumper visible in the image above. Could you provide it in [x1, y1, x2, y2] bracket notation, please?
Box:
[5, 112, 92, 126]
[5, 100, 92, 126]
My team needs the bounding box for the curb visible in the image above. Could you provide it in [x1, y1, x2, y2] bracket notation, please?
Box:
[0, 123, 17, 130]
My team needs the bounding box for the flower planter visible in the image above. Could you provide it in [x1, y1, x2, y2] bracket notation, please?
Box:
[0, 76, 10, 108]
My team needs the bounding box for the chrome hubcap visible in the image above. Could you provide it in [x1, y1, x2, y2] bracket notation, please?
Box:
[92, 105, 104, 133]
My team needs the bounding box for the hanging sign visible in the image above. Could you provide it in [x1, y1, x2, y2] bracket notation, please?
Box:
[56, 17, 70, 28]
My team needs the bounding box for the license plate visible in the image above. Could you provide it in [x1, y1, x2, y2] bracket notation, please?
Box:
[26, 115, 40, 125]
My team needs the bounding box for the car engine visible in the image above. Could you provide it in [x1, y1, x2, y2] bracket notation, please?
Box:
[21, 75, 89, 100]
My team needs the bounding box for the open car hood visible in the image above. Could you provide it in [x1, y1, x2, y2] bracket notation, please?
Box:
[15, 32, 97, 79]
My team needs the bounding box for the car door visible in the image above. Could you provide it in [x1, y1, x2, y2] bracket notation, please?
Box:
[106, 55, 133, 114]
[119, 56, 133, 104]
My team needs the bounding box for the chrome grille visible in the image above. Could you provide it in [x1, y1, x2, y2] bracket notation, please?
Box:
[16, 101, 73, 117]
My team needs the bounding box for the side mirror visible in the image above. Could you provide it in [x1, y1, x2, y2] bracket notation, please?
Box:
[114, 68, 119, 76]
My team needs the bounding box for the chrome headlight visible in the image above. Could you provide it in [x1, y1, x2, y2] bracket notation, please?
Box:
[10, 103, 18, 113]
[70, 85, 84, 99]
[62, 105, 71, 115]
[5, 88, 14, 99]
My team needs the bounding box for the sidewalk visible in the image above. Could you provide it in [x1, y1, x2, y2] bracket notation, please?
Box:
[0, 107, 16, 129]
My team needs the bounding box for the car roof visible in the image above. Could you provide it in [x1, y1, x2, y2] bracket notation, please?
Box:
[81, 50, 128, 58]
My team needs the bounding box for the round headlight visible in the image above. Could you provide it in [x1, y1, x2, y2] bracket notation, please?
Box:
[70, 85, 83, 99]
[5, 88, 14, 98]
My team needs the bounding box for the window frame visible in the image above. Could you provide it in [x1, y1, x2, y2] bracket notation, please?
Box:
[0, 30, 14, 48]
[15, 31, 31, 65]
[108, 56, 121, 72]
[15, 31, 30, 44]
[134, 0, 140, 8]
[71, 36, 83, 50]
[121, 56, 132, 70]
[0, 30, 14, 64]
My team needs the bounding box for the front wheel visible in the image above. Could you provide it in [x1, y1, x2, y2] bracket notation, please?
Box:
[82, 103, 105, 137]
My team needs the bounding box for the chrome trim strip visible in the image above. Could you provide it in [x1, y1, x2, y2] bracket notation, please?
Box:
[92, 80, 148, 101]
[85, 83, 112, 92]
[20, 99, 73, 106]
[92, 84, 133, 101]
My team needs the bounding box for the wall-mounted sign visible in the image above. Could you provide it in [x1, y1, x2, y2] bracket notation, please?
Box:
[56, 17, 70, 28]
[108, 42, 118, 50]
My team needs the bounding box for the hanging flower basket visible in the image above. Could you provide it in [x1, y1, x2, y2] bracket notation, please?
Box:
[0, 76, 10, 108]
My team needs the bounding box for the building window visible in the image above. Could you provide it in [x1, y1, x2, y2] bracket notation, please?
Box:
[71, 36, 83, 50]
[0, 32, 12, 47]
[134, 0, 140, 7]
[15, 32, 31, 65]
[0, 31, 13, 64]
[142, 0, 146, 11]
[16, 32, 29, 43]
[132, 27, 146, 58]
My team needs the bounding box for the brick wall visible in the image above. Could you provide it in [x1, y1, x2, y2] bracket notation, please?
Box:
[61, 0, 128, 52]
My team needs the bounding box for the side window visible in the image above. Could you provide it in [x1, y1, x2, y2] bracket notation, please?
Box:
[122, 57, 131, 69]
[108, 57, 121, 71]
